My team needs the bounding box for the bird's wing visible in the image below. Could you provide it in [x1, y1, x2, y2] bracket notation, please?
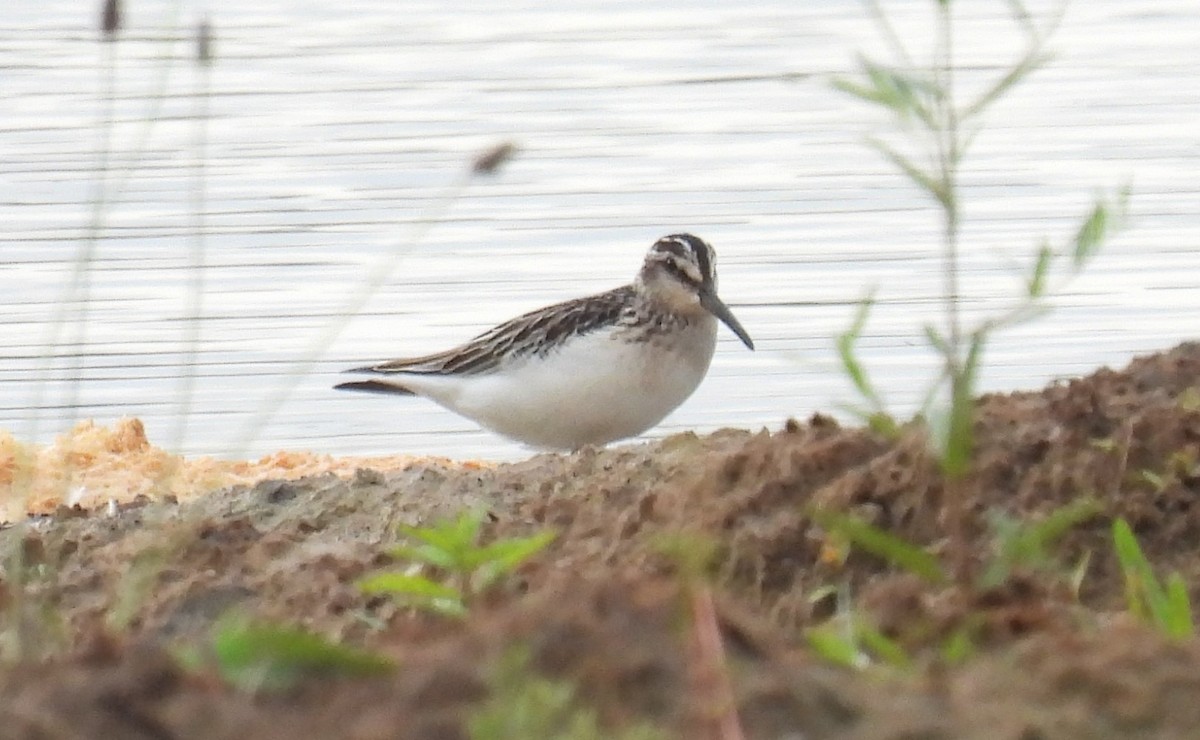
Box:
[348, 285, 633, 377]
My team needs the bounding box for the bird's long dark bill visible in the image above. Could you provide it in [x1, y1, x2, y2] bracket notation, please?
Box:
[699, 288, 754, 350]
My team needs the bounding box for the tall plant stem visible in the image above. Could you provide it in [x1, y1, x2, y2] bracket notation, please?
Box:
[935, 0, 962, 381]
[933, 0, 973, 583]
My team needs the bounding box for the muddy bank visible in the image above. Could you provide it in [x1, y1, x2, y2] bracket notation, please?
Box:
[2, 343, 1200, 738]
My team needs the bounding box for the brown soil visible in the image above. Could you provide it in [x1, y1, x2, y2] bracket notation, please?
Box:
[3, 343, 1200, 739]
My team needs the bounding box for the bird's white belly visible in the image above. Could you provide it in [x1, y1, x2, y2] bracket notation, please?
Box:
[433, 322, 717, 449]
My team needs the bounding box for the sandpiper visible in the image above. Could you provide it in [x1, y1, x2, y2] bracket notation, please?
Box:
[335, 233, 754, 450]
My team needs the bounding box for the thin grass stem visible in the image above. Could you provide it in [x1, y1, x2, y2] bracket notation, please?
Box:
[175, 18, 213, 453]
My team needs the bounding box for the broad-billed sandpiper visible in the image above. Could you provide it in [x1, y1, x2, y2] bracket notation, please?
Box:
[335, 234, 754, 450]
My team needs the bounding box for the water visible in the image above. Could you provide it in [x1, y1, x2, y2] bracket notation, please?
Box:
[3, 0, 1198, 460]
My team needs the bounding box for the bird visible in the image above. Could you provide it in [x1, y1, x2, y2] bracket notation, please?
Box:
[335, 233, 754, 450]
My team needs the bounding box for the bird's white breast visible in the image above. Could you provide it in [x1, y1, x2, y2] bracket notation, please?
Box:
[401, 317, 719, 450]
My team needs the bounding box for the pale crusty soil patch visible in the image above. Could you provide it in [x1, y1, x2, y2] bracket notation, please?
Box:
[0, 417, 483, 517]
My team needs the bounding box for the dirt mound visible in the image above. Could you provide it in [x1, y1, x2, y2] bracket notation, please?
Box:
[1, 343, 1200, 738]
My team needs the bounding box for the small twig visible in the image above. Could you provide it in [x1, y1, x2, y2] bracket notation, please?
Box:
[227, 142, 517, 456]
[688, 586, 745, 740]
[1111, 417, 1136, 501]
[175, 17, 214, 454]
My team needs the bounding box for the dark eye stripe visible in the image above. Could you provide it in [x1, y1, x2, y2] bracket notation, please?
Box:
[661, 258, 699, 287]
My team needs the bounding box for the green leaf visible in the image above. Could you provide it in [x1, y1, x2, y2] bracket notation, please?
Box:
[210, 616, 394, 692]
[358, 572, 467, 617]
[989, 303, 1051, 333]
[1027, 241, 1053, 297]
[388, 542, 459, 569]
[806, 625, 864, 669]
[465, 530, 555, 573]
[940, 625, 976, 664]
[865, 59, 937, 125]
[1139, 469, 1168, 492]
[940, 332, 986, 478]
[652, 531, 721, 582]
[1180, 387, 1200, 412]
[1023, 498, 1102, 548]
[836, 403, 901, 439]
[836, 401, 879, 424]
[837, 294, 884, 408]
[865, 411, 901, 438]
[376, 511, 554, 614]
[868, 138, 951, 210]
[810, 509, 947, 584]
[831, 76, 892, 109]
[833, 59, 937, 128]
[1165, 574, 1195, 639]
[923, 324, 950, 355]
[358, 572, 461, 600]
[978, 498, 1101, 588]
[1112, 517, 1193, 640]
[1113, 518, 1153, 619]
[1070, 185, 1131, 269]
[806, 610, 913, 672]
[468, 530, 556, 591]
[1072, 201, 1108, 268]
[963, 49, 1053, 120]
[392, 510, 491, 568]
[855, 620, 911, 669]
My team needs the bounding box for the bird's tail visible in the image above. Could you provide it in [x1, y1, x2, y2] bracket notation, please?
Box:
[333, 380, 416, 396]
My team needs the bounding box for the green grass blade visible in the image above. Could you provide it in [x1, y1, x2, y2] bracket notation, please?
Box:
[1112, 518, 1155, 619]
[855, 620, 911, 669]
[211, 617, 394, 692]
[1022, 498, 1102, 550]
[941, 332, 985, 478]
[805, 625, 863, 669]
[922, 324, 950, 355]
[940, 625, 977, 665]
[962, 49, 1053, 120]
[810, 509, 947, 584]
[1072, 200, 1109, 268]
[837, 294, 884, 407]
[1111, 517, 1193, 639]
[979, 499, 1100, 589]
[1027, 241, 1053, 297]
[1164, 573, 1195, 639]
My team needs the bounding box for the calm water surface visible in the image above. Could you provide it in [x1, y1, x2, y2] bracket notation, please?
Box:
[3, 1, 1199, 460]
